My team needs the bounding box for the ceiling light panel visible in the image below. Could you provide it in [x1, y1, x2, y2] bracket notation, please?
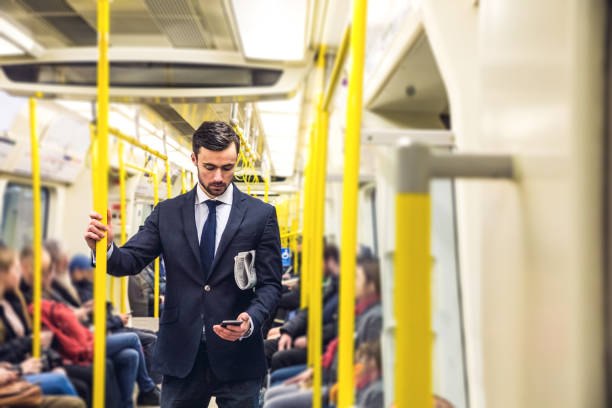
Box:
[0, 36, 24, 56]
[231, 0, 308, 61]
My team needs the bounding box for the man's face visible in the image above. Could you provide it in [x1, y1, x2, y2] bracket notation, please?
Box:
[72, 267, 93, 283]
[324, 258, 339, 278]
[41, 250, 54, 290]
[191, 144, 237, 197]
[20, 256, 33, 285]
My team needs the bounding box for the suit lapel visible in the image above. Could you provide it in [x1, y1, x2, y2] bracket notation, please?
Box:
[209, 185, 247, 276]
[181, 187, 202, 276]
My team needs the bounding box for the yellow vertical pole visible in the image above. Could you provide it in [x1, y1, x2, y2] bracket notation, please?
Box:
[90, 123, 98, 206]
[300, 125, 316, 309]
[153, 170, 160, 318]
[181, 168, 187, 194]
[93, 0, 109, 406]
[118, 142, 127, 313]
[395, 194, 431, 408]
[293, 191, 300, 276]
[308, 43, 327, 408]
[166, 159, 172, 199]
[337, 0, 367, 405]
[29, 97, 42, 359]
[312, 108, 328, 408]
[306, 146, 319, 367]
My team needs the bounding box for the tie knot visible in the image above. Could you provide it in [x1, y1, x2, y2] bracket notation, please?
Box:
[205, 200, 222, 212]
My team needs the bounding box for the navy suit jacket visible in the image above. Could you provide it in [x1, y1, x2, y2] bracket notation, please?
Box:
[107, 184, 282, 381]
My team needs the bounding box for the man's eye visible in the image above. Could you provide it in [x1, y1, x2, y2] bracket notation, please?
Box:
[204, 165, 215, 170]
[222, 165, 234, 171]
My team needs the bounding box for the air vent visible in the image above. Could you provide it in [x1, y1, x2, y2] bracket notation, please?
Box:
[2, 62, 283, 88]
[148, 104, 196, 136]
[18, 0, 96, 46]
[144, 0, 209, 48]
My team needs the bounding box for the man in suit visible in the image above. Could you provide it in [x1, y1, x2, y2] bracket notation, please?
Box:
[85, 121, 282, 407]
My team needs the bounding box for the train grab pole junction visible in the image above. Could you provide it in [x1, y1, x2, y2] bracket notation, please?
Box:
[395, 143, 514, 407]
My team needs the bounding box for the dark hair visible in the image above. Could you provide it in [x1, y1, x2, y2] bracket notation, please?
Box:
[357, 339, 382, 371]
[192, 121, 240, 156]
[324, 244, 340, 264]
[357, 256, 380, 296]
[20, 245, 33, 260]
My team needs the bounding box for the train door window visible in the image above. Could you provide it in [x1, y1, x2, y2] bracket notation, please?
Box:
[1, 182, 50, 249]
[431, 179, 469, 408]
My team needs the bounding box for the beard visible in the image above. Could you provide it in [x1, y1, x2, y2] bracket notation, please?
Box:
[198, 171, 229, 197]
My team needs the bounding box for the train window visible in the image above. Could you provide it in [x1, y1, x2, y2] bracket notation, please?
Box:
[431, 179, 469, 408]
[0, 182, 49, 249]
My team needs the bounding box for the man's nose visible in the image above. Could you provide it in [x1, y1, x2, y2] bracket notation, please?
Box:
[213, 169, 223, 181]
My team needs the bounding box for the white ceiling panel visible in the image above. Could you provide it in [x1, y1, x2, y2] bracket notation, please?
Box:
[232, 0, 308, 61]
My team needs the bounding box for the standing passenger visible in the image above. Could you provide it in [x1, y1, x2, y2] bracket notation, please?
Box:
[85, 121, 283, 407]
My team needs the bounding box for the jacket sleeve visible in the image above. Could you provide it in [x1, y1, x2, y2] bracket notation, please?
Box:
[245, 206, 283, 333]
[280, 308, 308, 338]
[0, 335, 32, 364]
[107, 203, 163, 277]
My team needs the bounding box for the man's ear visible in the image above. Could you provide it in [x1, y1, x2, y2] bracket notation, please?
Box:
[191, 152, 197, 166]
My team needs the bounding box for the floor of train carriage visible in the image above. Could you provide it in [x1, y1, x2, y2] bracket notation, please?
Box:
[132, 317, 219, 408]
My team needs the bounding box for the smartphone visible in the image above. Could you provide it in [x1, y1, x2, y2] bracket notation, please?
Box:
[220, 319, 243, 328]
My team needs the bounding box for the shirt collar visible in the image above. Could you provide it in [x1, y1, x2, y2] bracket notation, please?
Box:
[196, 182, 233, 206]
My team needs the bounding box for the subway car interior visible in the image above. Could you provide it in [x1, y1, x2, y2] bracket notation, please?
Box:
[0, 0, 609, 407]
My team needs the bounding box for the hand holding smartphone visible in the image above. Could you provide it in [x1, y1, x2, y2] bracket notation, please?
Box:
[220, 319, 243, 328]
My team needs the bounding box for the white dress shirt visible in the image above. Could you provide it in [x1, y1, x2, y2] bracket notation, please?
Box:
[195, 182, 233, 253]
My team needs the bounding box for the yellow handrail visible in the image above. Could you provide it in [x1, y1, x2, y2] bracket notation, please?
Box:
[118, 142, 127, 313]
[280, 231, 302, 239]
[153, 171, 160, 319]
[292, 191, 301, 276]
[337, 0, 368, 405]
[29, 97, 42, 359]
[323, 24, 351, 111]
[181, 168, 187, 194]
[108, 127, 167, 161]
[93, 0, 110, 406]
[166, 158, 172, 199]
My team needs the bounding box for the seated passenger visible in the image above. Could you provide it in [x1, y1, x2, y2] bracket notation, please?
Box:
[19, 246, 92, 322]
[0, 246, 82, 399]
[44, 240, 82, 308]
[127, 258, 166, 317]
[37, 249, 161, 408]
[264, 244, 340, 371]
[68, 254, 93, 303]
[71, 253, 161, 384]
[11, 245, 153, 407]
[264, 256, 382, 408]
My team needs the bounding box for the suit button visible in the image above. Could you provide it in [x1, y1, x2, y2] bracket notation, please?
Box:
[204, 285, 211, 292]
